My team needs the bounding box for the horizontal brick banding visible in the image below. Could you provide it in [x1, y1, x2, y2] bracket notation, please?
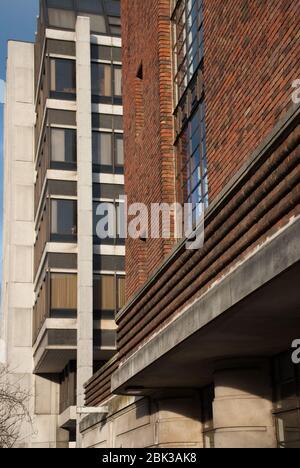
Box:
[85, 357, 118, 407]
[116, 122, 300, 361]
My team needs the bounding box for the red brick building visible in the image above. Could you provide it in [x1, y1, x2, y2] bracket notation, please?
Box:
[82, 0, 300, 448]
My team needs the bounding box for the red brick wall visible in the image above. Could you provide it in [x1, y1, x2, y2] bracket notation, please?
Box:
[204, 0, 300, 201]
[121, 0, 175, 300]
[122, 0, 300, 300]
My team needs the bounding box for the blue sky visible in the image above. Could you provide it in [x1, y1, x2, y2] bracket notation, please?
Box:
[0, 0, 38, 282]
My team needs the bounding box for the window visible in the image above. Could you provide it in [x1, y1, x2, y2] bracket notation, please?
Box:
[93, 274, 125, 313]
[115, 133, 124, 166]
[50, 58, 76, 99]
[91, 45, 122, 62]
[108, 16, 121, 36]
[50, 273, 77, 316]
[91, 63, 122, 104]
[93, 132, 112, 167]
[48, 8, 76, 30]
[51, 199, 77, 241]
[77, 0, 103, 13]
[172, 0, 204, 104]
[172, 0, 207, 229]
[114, 66, 122, 97]
[92, 113, 123, 130]
[176, 102, 208, 225]
[273, 352, 300, 448]
[117, 276, 126, 310]
[92, 131, 124, 174]
[78, 12, 107, 34]
[51, 128, 77, 169]
[92, 63, 112, 97]
[47, 0, 74, 8]
[93, 200, 125, 246]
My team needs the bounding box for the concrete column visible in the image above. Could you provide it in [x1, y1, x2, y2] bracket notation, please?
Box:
[213, 358, 277, 448]
[2, 41, 35, 447]
[76, 16, 93, 445]
[152, 391, 204, 448]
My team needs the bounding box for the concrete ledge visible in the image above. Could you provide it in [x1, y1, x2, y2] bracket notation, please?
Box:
[58, 406, 77, 429]
[111, 215, 300, 393]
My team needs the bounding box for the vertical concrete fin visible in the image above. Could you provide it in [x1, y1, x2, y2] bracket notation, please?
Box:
[76, 15, 94, 434]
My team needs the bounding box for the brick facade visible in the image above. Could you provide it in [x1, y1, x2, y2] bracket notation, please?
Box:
[122, 0, 300, 300]
[205, 0, 300, 201]
[122, 0, 175, 300]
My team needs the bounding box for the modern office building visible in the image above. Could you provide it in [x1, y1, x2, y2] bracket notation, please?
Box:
[2, 0, 125, 448]
[80, 0, 300, 449]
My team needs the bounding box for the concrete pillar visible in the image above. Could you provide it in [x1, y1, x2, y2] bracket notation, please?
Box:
[153, 391, 204, 448]
[76, 16, 93, 445]
[213, 358, 277, 448]
[2, 40, 35, 448]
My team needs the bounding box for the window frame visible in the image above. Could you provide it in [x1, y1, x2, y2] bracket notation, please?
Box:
[92, 198, 125, 247]
[92, 129, 124, 175]
[50, 126, 77, 170]
[50, 57, 76, 100]
[50, 272, 77, 318]
[50, 198, 78, 243]
[91, 60, 122, 105]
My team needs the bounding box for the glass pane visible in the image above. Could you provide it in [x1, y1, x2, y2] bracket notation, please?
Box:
[91, 45, 111, 61]
[92, 63, 112, 96]
[114, 67, 122, 97]
[77, 0, 103, 13]
[112, 47, 122, 62]
[51, 128, 65, 162]
[51, 128, 76, 163]
[92, 132, 112, 166]
[47, 0, 74, 8]
[51, 274, 77, 310]
[51, 200, 77, 235]
[94, 275, 115, 311]
[65, 129, 76, 163]
[104, 0, 121, 16]
[117, 277, 126, 310]
[78, 12, 106, 33]
[48, 8, 76, 29]
[115, 134, 124, 166]
[51, 59, 76, 93]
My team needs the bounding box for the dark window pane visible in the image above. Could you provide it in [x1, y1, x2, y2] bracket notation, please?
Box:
[51, 199, 77, 237]
[51, 273, 77, 311]
[78, 12, 106, 33]
[91, 45, 111, 61]
[47, 0, 74, 8]
[94, 275, 116, 311]
[113, 115, 123, 130]
[51, 59, 76, 94]
[92, 132, 112, 166]
[104, 0, 121, 16]
[51, 128, 76, 164]
[114, 66, 122, 97]
[48, 8, 76, 29]
[115, 134, 124, 166]
[112, 47, 122, 62]
[91, 63, 112, 96]
[77, 0, 103, 13]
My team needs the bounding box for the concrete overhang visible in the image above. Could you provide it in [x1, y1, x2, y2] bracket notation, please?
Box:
[33, 319, 77, 373]
[111, 215, 300, 395]
[58, 406, 77, 430]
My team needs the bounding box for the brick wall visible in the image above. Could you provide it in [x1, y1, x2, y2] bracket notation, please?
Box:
[122, 0, 300, 300]
[204, 0, 300, 201]
[122, 0, 175, 300]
